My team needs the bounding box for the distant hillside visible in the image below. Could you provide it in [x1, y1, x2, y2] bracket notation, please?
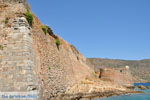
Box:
[88, 58, 150, 82]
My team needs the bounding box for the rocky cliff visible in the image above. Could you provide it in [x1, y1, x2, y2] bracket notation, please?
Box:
[0, 1, 133, 100]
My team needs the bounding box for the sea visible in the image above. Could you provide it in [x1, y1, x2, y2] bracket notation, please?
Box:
[92, 83, 150, 100]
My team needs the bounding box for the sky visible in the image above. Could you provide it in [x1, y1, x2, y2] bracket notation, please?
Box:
[28, 0, 150, 60]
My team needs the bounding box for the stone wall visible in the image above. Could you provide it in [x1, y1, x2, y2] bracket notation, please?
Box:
[98, 68, 135, 85]
[31, 15, 95, 99]
[0, 0, 29, 9]
[0, 15, 39, 99]
[0, 2, 95, 99]
[32, 29, 94, 99]
[0, 0, 27, 4]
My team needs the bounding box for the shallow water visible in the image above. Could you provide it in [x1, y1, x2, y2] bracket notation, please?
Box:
[135, 89, 150, 93]
[93, 90, 150, 100]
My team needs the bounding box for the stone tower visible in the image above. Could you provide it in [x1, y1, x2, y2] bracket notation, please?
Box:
[0, 1, 39, 100]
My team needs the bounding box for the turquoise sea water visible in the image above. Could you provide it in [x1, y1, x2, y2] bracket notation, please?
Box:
[134, 83, 150, 86]
[93, 90, 150, 100]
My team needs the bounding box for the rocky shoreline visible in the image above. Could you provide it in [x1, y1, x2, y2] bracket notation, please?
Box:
[50, 90, 143, 100]
[136, 86, 150, 90]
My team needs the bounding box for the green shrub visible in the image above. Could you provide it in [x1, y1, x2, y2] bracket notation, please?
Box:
[5, 18, 9, 24]
[55, 39, 61, 46]
[48, 66, 51, 70]
[41, 25, 48, 34]
[55, 38, 61, 50]
[0, 45, 3, 50]
[41, 25, 58, 39]
[25, 10, 33, 27]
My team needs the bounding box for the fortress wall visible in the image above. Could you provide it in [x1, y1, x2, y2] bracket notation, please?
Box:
[0, 17, 39, 100]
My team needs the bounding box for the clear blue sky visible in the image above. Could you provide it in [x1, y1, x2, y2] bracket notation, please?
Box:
[28, 0, 150, 60]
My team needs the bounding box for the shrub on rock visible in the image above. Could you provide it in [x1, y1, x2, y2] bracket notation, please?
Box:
[25, 10, 33, 27]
